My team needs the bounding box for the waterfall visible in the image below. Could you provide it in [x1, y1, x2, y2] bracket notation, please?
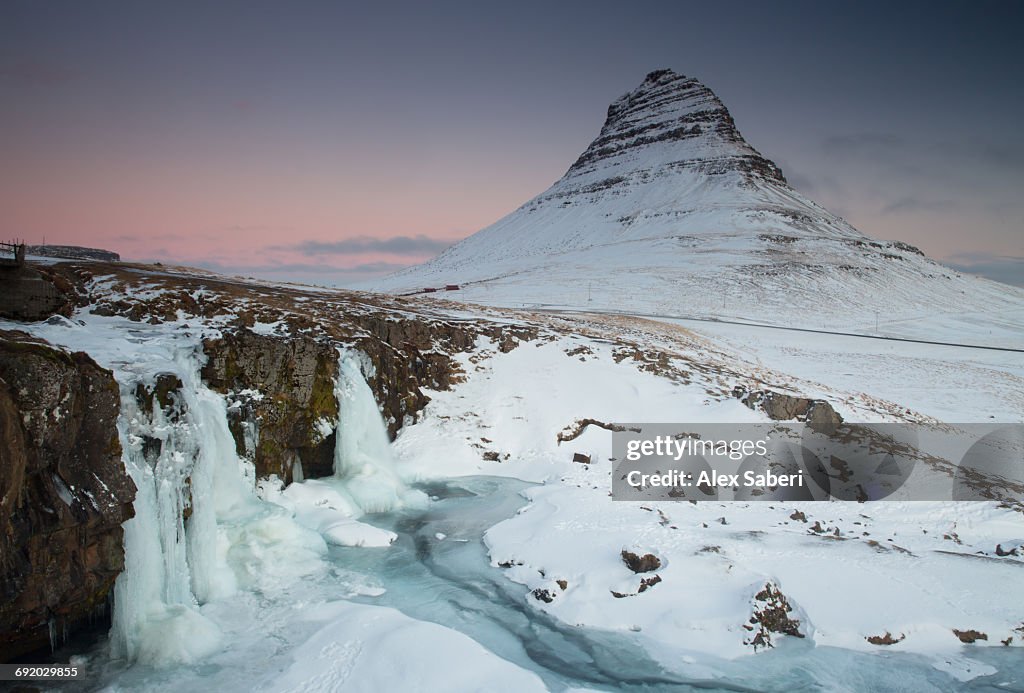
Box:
[109, 344, 326, 667]
[109, 354, 227, 665]
[20, 312, 426, 668]
[101, 340, 420, 666]
[259, 350, 425, 549]
[332, 351, 426, 514]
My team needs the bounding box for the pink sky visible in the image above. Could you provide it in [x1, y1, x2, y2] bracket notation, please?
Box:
[0, 130, 566, 281]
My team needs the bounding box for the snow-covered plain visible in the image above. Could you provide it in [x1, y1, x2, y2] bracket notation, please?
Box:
[666, 318, 1024, 424]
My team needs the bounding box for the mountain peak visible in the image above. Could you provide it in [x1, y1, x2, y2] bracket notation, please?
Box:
[566, 69, 786, 185]
[643, 68, 681, 83]
[369, 69, 1023, 335]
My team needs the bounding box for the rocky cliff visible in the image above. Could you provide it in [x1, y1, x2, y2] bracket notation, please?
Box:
[0, 332, 135, 660]
[42, 262, 537, 486]
[199, 310, 536, 482]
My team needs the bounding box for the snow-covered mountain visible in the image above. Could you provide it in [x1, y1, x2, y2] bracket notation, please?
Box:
[371, 70, 1023, 342]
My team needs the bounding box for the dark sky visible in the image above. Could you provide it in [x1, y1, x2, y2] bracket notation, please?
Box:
[2, 0, 1022, 285]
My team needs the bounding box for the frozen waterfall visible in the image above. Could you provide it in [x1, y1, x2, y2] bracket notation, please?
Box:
[332, 352, 425, 514]
[107, 345, 421, 666]
[109, 345, 326, 666]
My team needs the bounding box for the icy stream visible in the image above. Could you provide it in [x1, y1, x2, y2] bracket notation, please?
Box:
[319, 477, 1024, 693]
[332, 476, 696, 690]
[64, 475, 1024, 692]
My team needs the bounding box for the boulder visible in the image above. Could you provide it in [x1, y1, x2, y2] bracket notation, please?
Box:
[734, 387, 843, 433]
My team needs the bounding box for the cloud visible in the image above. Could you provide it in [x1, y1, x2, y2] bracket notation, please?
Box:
[285, 234, 455, 257]
[819, 132, 931, 182]
[821, 133, 1024, 181]
[0, 58, 78, 87]
[822, 133, 904, 154]
[879, 197, 955, 215]
[974, 143, 1024, 173]
[123, 231, 436, 285]
[335, 261, 410, 274]
[111, 233, 180, 243]
[943, 252, 1024, 287]
[173, 259, 410, 277]
[224, 224, 290, 234]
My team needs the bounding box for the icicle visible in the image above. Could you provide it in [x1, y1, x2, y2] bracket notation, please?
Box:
[109, 366, 222, 665]
[48, 617, 56, 653]
[241, 418, 258, 460]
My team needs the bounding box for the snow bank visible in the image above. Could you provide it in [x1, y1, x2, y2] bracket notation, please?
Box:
[267, 601, 547, 693]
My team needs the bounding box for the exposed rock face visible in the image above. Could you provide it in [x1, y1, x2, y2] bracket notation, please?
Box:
[369, 66, 873, 290]
[0, 265, 75, 321]
[0, 332, 135, 660]
[866, 631, 905, 646]
[567, 69, 786, 185]
[347, 314, 530, 437]
[36, 262, 538, 487]
[201, 330, 340, 482]
[953, 628, 988, 644]
[621, 549, 661, 573]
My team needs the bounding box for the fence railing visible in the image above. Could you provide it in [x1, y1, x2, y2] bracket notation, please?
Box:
[0, 240, 26, 267]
